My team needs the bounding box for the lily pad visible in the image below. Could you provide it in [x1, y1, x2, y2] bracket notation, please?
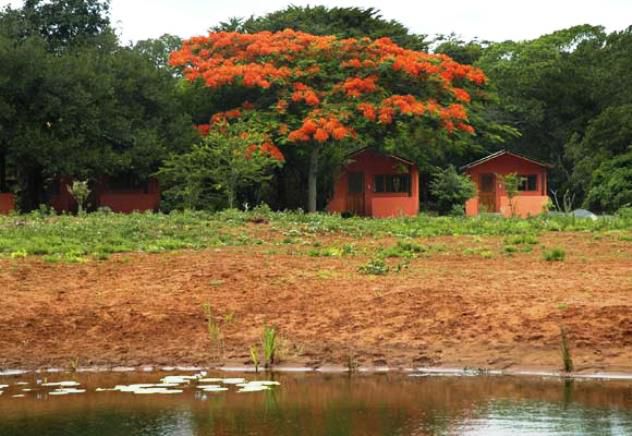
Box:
[41, 381, 81, 387]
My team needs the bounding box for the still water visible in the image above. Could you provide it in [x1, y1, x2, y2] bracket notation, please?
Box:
[1, 371, 631, 435]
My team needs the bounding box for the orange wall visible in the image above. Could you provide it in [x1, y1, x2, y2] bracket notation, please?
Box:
[327, 149, 419, 218]
[465, 154, 549, 217]
[0, 193, 15, 214]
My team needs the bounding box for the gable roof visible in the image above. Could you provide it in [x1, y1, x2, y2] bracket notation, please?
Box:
[346, 146, 416, 166]
[461, 150, 553, 170]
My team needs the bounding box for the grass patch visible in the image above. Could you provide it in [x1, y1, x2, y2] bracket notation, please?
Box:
[543, 247, 566, 262]
[381, 240, 427, 258]
[0, 209, 628, 262]
[358, 258, 389, 275]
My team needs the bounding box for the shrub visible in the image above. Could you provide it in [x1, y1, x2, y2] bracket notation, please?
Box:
[430, 165, 476, 215]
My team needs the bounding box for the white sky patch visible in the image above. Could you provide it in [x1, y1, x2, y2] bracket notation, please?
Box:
[2, 0, 631, 44]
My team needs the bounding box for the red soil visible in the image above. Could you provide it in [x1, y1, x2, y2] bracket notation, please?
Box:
[1, 232, 631, 373]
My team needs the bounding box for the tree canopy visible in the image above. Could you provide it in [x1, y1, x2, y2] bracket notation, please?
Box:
[169, 30, 487, 211]
[214, 5, 429, 51]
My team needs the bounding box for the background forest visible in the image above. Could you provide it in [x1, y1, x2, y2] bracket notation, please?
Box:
[1, 0, 631, 214]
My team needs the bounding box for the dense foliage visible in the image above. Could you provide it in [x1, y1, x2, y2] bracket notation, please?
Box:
[0, 0, 194, 210]
[429, 165, 476, 215]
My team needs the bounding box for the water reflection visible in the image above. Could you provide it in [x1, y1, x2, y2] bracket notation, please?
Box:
[0, 372, 631, 435]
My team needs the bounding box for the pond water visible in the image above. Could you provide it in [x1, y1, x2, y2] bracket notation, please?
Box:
[1, 371, 632, 435]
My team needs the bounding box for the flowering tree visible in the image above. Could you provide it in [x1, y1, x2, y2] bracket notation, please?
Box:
[169, 30, 487, 212]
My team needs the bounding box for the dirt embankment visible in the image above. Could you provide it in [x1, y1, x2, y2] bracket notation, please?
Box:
[1, 232, 632, 373]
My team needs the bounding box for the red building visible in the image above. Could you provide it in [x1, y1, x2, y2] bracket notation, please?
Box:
[462, 150, 551, 217]
[48, 176, 160, 214]
[327, 148, 419, 218]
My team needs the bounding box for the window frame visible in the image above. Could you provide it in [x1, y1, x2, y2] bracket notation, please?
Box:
[517, 174, 538, 192]
[373, 173, 411, 195]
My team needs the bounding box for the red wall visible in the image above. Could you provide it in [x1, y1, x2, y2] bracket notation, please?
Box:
[464, 154, 549, 217]
[48, 177, 160, 213]
[0, 193, 15, 214]
[96, 177, 160, 213]
[49, 176, 77, 213]
[327, 149, 419, 218]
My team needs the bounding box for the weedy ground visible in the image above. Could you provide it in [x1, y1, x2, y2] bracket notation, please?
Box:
[0, 208, 630, 263]
[1, 208, 632, 372]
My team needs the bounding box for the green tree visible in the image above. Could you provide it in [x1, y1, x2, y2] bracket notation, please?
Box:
[0, 1, 195, 210]
[498, 172, 522, 217]
[159, 123, 283, 209]
[429, 165, 476, 215]
[477, 25, 605, 191]
[584, 150, 632, 213]
[134, 34, 182, 70]
[566, 104, 632, 199]
[434, 34, 487, 65]
[218, 5, 429, 51]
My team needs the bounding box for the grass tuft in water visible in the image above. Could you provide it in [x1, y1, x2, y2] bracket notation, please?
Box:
[263, 326, 277, 368]
[250, 345, 260, 373]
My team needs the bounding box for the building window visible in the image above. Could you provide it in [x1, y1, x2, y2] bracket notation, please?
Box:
[518, 175, 537, 191]
[374, 174, 410, 194]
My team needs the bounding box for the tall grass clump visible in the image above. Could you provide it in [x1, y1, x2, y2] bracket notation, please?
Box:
[262, 325, 278, 368]
[202, 302, 223, 361]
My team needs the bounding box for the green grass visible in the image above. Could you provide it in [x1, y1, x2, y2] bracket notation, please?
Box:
[0, 208, 629, 262]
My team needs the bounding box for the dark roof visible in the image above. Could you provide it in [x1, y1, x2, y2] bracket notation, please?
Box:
[460, 150, 553, 170]
[346, 147, 416, 166]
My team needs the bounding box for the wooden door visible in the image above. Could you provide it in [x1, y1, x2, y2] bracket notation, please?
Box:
[479, 173, 496, 213]
[346, 172, 365, 215]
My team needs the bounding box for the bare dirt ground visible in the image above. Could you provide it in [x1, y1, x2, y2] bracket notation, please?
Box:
[1, 231, 632, 373]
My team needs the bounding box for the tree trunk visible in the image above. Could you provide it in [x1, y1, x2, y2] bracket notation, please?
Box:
[307, 146, 320, 213]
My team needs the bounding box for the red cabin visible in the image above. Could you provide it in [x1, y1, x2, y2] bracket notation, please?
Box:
[462, 150, 551, 217]
[327, 148, 419, 218]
